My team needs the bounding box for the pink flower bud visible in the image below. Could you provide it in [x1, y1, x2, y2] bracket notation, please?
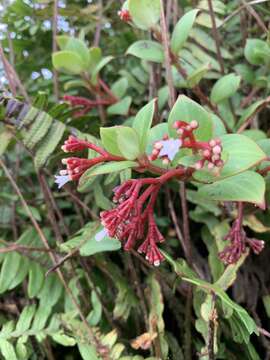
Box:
[190, 120, 198, 129]
[213, 145, 221, 154]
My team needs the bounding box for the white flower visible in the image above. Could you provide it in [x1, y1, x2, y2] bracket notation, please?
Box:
[54, 175, 70, 189]
[158, 139, 182, 161]
[95, 227, 109, 242]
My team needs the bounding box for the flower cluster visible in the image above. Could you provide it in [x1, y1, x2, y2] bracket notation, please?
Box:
[55, 118, 225, 266]
[55, 135, 115, 189]
[118, 9, 132, 22]
[149, 120, 223, 172]
[100, 179, 165, 266]
[219, 218, 265, 265]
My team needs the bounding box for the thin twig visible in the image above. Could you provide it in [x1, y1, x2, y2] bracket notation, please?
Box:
[94, 0, 103, 46]
[0, 43, 30, 102]
[207, 0, 224, 74]
[159, 0, 176, 107]
[52, 0, 59, 100]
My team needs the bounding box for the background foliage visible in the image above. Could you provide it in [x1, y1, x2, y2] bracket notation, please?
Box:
[0, 0, 270, 359]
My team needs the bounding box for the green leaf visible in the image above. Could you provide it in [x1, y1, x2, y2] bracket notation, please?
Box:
[171, 9, 199, 54]
[111, 78, 128, 98]
[52, 51, 85, 74]
[23, 112, 53, 149]
[198, 171, 265, 207]
[27, 262, 45, 298]
[132, 99, 157, 152]
[89, 47, 102, 73]
[15, 304, 36, 333]
[107, 96, 131, 116]
[80, 233, 121, 256]
[128, 0, 160, 30]
[100, 127, 123, 156]
[0, 130, 13, 156]
[94, 183, 112, 210]
[244, 38, 270, 65]
[88, 291, 102, 326]
[91, 56, 114, 84]
[78, 343, 99, 360]
[0, 340, 17, 360]
[126, 41, 164, 63]
[168, 95, 213, 141]
[210, 73, 241, 104]
[52, 333, 76, 347]
[79, 161, 137, 191]
[186, 63, 210, 87]
[116, 126, 141, 160]
[56, 36, 90, 67]
[34, 121, 65, 168]
[215, 252, 248, 291]
[0, 252, 22, 293]
[38, 274, 63, 308]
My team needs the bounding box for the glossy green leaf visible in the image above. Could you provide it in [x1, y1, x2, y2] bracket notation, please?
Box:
[168, 95, 213, 140]
[52, 51, 85, 74]
[91, 56, 114, 84]
[126, 41, 164, 63]
[80, 161, 137, 183]
[78, 343, 99, 360]
[0, 130, 13, 157]
[116, 127, 141, 160]
[0, 252, 22, 294]
[100, 127, 123, 156]
[27, 262, 45, 298]
[0, 340, 17, 360]
[56, 36, 90, 67]
[210, 73, 241, 104]
[80, 234, 121, 256]
[107, 96, 131, 116]
[111, 78, 128, 98]
[186, 63, 210, 87]
[244, 38, 270, 65]
[88, 47, 102, 73]
[132, 98, 157, 152]
[128, 0, 160, 30]
[171, 9, 199, 54]
[198, 171, 265, 207]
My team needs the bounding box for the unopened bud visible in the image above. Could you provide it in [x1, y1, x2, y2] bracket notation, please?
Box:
[203, 150, 211, 157]
[208, 162, 215, 170]
[162, 158, 170, 165]
[177, 128, 184, 135]
[154, 142, 163, 150]
[209, 140, 216, 147]
[60, 170, 68, 175]
[213, 145, 221, 154]
[190, 120, 198, 129]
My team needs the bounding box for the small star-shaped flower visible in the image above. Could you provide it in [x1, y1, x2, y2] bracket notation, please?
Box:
[95, 227, 109, 242]
[158, 138, 182, 161]
[54, 175, 70, 189]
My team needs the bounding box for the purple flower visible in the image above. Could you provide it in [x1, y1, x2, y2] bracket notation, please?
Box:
[54, 175, 71, 189]
[158, 139, 182, 161]
[95, 227, 109, 242]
